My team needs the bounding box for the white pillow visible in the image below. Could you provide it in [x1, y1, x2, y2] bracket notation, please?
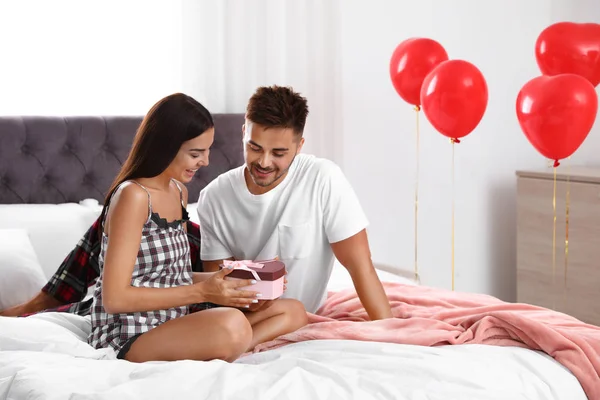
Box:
[0, 203, 102, 279]
[327, 260, 418, 292]
[79, 198, 103, 213]
[0, 229, 48, 310]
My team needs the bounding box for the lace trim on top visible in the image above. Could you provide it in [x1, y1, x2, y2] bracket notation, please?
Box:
[150, 206, 190, 229]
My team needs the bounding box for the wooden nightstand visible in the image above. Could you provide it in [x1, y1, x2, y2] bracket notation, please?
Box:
[516, 167, 600, 326]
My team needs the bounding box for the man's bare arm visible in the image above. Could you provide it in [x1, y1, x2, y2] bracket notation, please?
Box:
[331, 229, 392, 320]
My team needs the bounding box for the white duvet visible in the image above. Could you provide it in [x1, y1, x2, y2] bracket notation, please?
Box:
[0, 204, 589, 399]
[0, 310, 587, 400]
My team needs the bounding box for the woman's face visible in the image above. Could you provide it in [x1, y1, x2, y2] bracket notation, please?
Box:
[166, 127, 215, 183]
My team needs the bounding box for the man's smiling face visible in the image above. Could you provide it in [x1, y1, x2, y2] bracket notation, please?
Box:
[242, 121, 304, 194]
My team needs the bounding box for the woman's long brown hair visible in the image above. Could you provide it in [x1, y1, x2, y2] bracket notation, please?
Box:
[99, 93, 213, 234]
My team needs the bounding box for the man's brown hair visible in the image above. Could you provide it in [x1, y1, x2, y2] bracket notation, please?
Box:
[246, 85, 309, 136]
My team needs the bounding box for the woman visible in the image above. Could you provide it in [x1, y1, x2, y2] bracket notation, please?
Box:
[88, 93, 307, 363]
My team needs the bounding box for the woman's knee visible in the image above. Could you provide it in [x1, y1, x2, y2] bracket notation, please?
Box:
[215, 308, 253, 353]
[281, 299, 308, 329]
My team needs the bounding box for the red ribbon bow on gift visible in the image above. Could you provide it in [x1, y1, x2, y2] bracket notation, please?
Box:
[222, 260, 264, 281]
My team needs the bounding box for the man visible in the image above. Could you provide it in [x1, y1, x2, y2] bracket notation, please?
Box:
[197, 86, 392, 319]
[1, 85, 392, 321]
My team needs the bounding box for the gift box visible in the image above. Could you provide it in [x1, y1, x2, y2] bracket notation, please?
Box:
[221, 259, 286, 300]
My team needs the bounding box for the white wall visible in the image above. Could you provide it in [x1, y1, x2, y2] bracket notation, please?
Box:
[340, 0, 600, 301]
[0, 0, 183, 116]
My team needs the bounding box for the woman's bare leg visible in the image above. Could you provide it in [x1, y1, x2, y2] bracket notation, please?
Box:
[244, 299, 308, 351]
[124, 307, 252, 363]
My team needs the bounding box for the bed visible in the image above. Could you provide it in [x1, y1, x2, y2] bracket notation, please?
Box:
[0, 115, 593, 399]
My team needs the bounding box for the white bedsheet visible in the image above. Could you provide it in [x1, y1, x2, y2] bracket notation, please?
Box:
[0, 312, 587, 400]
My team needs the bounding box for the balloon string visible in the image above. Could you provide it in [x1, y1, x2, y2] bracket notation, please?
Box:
[414, 105, 420, 282]
[552, 166, 557, 310]
[451, 138, 456, 291]
[564, 157, 570, 308]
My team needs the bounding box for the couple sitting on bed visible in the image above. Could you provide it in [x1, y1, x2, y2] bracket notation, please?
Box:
[1, 85, 392, 362]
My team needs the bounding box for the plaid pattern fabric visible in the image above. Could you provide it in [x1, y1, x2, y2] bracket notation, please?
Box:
[88, 181, 196, 354]
[36, 207, 204, 318]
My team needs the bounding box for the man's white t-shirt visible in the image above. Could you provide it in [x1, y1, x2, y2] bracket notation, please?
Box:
[196, 154, 369, 313]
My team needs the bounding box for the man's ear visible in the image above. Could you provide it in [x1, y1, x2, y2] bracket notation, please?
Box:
[296, 137, 305, 154]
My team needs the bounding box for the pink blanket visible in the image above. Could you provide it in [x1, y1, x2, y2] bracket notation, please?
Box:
[253, 283, 600, 399]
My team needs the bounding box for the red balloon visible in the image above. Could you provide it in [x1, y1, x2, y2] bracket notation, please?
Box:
[535, 22, 600, 87]
[516, 74, 598, 165]
[419, 60, 488, 141]
[389, 38, 448, 107]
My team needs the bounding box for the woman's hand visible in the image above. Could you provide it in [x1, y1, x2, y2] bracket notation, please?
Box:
[194, 267, 261, 308]
[246, 271, 288, 312]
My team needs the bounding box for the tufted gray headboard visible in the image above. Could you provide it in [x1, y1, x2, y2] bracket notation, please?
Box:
[0, 114, 245, 204]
